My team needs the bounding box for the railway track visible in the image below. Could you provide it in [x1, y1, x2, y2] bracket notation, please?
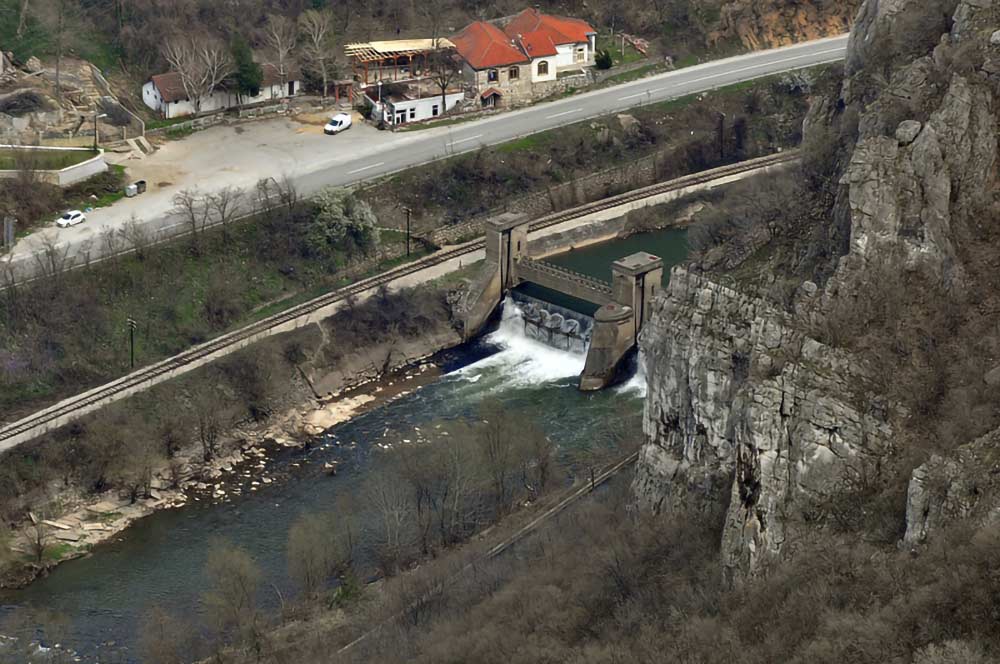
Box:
[0, 151, 798, 451]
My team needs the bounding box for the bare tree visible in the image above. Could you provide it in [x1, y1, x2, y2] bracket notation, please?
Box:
[364, 467, 414, 575]
[427, 47, 460, 117]
[287, 511, 346, 602]
[139, 606, 197, 664]
[299, 9, 335, 99]
[33, 232, 71, 281]
[162, 37, 233, 114]
[264, 14, 298, 90]
[191, 392, 223, 461]
[120, 213, 152, 260]
[206, 186, 245, 241]
[202, 539, 262, 650]
[16, 0, 30, 38]
[25, 519, 50, 564]
[477, 399, 521, 516]
[171, 188, 210, 254]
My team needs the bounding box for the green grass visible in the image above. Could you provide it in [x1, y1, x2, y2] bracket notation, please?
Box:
[43, 542, 74, 562]
[600, 64, 661, 86]
[595, 34, 646, 66]
[147, 116, 192, 131]
[165, 126, 195, 140]
[0, 148, 99, 170]
[674, 54, 701, 69]
[62, 164, 127, 211]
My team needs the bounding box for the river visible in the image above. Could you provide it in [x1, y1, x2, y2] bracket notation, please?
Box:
[0, 226, 687, 662]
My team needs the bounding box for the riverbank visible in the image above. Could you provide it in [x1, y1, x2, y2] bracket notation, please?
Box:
[0, 281, 465, 590]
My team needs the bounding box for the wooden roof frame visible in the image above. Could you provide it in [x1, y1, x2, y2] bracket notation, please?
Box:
[345, 40, 455, 64]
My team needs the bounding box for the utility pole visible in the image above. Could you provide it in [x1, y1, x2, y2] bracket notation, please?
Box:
[2, 216, 14, 249]
[403, 206, 412, 256]
[127, 317, 137, 369]
[717, 111, 727, 162]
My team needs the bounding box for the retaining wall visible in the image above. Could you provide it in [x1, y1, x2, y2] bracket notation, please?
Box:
[0, 145, 108, 187]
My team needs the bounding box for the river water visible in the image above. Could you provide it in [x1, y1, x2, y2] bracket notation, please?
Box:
[0, 226, 687, 662]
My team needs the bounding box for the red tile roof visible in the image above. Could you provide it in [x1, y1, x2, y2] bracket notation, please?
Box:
[451, 21, 529, 69]
[480, 87, 503, 99]
[504, 8, 596, 45]
[514, 30, 557, 58]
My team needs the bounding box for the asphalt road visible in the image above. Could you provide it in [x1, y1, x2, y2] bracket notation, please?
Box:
[2, 34, 847, 283]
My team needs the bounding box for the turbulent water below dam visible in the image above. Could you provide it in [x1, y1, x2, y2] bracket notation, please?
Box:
[0, 227, 686, 661]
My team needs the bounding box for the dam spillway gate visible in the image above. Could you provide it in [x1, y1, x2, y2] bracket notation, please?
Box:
[462, 212, 663, 391]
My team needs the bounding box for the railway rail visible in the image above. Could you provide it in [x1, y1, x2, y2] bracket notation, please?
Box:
[0, 151, 798, 451]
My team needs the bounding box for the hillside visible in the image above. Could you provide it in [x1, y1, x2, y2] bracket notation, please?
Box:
[1, 0, 857, 84]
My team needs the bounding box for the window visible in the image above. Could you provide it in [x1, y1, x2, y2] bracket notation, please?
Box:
[537, 60, 549, 76]
[488, 69, 498, 82]
[409, 107, 416, 120]
[575, 47, 585, 63]
[509, 67, 519, 80]
[432, 104, 439, 116]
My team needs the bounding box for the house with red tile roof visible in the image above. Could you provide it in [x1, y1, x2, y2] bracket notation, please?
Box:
[451, 8, 596, 108]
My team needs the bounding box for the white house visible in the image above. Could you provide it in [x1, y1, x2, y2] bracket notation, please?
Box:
[365, 79, 464, 126]
[503, 8, 597, 72]
[142, 63, 303, 119]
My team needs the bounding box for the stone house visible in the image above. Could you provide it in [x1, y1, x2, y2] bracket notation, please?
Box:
[142, 63, 303, 119]
[450, 8, 596, 107]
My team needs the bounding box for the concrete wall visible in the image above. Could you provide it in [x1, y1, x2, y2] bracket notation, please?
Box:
[386, 91, 464, 125]
[0, 146, 108, 188]
[55, 153, 108, 186]
[554, 43, 592, 70]
[422, 153, 795, 249]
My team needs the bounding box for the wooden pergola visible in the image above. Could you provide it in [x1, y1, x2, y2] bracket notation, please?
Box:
[345, 39, 455, 85]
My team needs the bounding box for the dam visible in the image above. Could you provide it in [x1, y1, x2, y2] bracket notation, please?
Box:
[462, 213, 664, 390]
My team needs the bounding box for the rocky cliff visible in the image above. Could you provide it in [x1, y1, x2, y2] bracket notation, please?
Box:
[709, 0, 861, 50]
[902, 428, 1000, 548]
[636, 0, 1000, 580]
[634, 268, 891, 580]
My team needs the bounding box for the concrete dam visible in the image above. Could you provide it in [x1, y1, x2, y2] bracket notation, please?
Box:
[462, 213, 663, 391]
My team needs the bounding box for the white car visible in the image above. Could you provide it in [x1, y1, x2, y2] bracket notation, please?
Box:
[324, 113, 353, 135]
[55, 210, 86, 228]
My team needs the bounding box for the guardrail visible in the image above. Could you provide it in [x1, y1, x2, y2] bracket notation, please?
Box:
[0, 151, 799, 451]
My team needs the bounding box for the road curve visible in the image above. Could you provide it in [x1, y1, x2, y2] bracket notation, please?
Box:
[2, 36, 846, 284]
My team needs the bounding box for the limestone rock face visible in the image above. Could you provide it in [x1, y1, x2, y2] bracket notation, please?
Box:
[709, 0, 862, 51]
[835, 2, 997, 290]
[635, 0, 1000, 580]
[634, 269, 891, 580]
[902, 429, 1000, 548]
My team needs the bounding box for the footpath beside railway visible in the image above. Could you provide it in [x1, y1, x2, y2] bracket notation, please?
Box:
[0, 151, 798, 453]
